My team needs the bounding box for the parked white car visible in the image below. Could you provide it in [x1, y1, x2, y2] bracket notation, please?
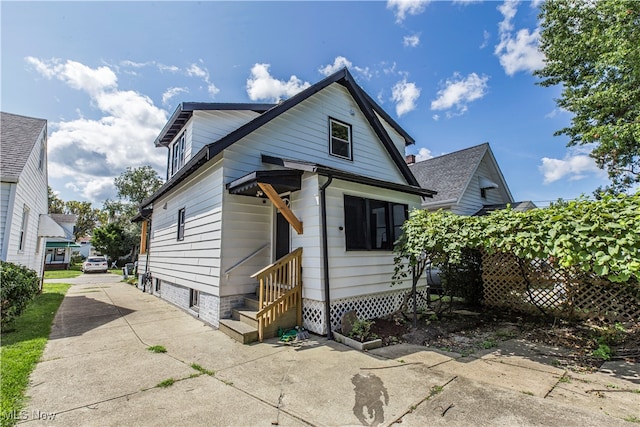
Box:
[82, 256, 108, 273]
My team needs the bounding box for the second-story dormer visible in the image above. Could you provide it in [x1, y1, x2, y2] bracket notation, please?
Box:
[154, 103, 275, 180]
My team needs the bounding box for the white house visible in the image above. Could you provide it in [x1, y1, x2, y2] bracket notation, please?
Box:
[1, 112, 65, 279]
[44, 214, 80, 270]
[408, 143, 534, 216]
[136, 69, 435, 342]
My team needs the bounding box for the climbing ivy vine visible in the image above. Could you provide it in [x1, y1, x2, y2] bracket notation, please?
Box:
[394, 191, 640, 284]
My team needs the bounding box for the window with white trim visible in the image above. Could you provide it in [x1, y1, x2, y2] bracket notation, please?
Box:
[170, 133, 186, 177]
[18, 205, 30, 252]
[329, 118, 352, 160]
[344, 195, 407, 251]
[177, 208, 186, 241]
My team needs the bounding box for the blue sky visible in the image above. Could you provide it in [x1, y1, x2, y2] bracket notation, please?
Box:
[2, 1, 609, 206]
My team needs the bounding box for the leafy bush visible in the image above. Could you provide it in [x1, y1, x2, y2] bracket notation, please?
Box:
[440, 249, 483, 306]
[348, 318, 378, 342]
[395, 191, 640, 284]
[1, 261, 40, 327]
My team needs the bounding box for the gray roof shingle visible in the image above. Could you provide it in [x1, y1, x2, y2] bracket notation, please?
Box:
[409, 143, 489, 203]
[1, 112, 47, 181]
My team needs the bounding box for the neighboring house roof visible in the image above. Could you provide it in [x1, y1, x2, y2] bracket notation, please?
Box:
[38, 215, 66, 238]
[474, 201, 537, 216]
[143, 68, 423, 207]
[49, 214, 77, 224]
[409, 143, 513, 207]
[0, 111, 47, 182]
[49, 214, 77, 241]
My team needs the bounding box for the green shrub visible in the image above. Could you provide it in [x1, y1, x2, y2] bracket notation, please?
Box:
[348, 319, 378, 342]
[1, 261, 40, 327]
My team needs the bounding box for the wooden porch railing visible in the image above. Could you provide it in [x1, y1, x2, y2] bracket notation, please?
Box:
[250, 247, 302, 341]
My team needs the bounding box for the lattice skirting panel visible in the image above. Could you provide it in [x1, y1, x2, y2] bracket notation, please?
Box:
[302, 287, 429, 335]
[482, 251, 640, 322]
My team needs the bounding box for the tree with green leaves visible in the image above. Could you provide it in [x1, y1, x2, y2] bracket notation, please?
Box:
[535, 0, 640, 192]
[91, 222, 137, 264]
[48, 186, 65, 214]
[395, 192, 640, 284]
[65, 201, 105, 241]
[115, 166, 164, 206]
[99, 166, 163, 262]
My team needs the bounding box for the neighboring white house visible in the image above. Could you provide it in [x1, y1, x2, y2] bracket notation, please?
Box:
[136, 69, 435, 341]
[0, 112, 65, 278]
[44, 214, 80, 270]
[408, 143, 534, 216]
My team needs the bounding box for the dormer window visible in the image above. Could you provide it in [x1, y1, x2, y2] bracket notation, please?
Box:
[329, 118, 352, 160]
[479, 176, 499, 199]
[170, 133, 186, 177]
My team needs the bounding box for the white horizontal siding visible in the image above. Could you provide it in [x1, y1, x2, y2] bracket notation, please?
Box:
[375, 111, 407, 157]
[191, 110, 261, 156]
[4, 129, 48, 276]
[456, 154, 513, 215]
[290, 174, 322, 300]
[219, 185, 271, 297]
[148, 160, 223, 294]
[314, 179, 423, 301]
[222, 83, 407, 186]
[0, 182, 15, 260]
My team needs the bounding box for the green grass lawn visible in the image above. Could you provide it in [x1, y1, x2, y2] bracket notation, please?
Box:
[0, 283, 70, 426]
[43, 269, 82, 279]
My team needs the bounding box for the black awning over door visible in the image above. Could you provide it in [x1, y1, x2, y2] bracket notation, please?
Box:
[226, 170, 304, 197]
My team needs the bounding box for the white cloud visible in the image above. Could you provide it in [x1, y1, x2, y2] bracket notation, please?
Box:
[208, 84, 220, 97]
[27, 57, 167, 203]
[120, 60, 217, 98]
[187, 63, 208, 79]
[539, 147, 603, 184]
[387, 0, 430, 23]
[403, 34, 420, 47]
[430, 72, 489, 116]
[157, 63, 180, 73]
[162, 87, 189, 105]
[26, 57, 117, 96]
[319, 56, 352, 76]
[415, 147, 433, 161]
[246, 63, 311, 102]
[392, 78, 421, 117]
[480, 30, 490, 49]
[319, 56, 372, 80]
[494, 1, 545, 76]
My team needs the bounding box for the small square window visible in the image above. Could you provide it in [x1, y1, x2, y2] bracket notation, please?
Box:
[329, 118, 352, 160]
[177, 208, 186, 241]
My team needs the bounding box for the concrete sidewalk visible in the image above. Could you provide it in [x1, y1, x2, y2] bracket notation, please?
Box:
[19, 277, 639, 426]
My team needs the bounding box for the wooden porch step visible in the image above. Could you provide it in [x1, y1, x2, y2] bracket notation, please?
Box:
[219, 319, 258, 344]
[233, 308, 258, 329]
[243, 295, 260, 311]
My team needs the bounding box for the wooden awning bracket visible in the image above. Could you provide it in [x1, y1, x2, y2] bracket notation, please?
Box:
[257, 182, 303, 234]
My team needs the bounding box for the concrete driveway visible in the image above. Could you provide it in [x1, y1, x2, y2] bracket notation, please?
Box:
[19, 275, 639, 426]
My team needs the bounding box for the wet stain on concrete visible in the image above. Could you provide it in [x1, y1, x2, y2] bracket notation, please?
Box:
[352, 373, 389, 426]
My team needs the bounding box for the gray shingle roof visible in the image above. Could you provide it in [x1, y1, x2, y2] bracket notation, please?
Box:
[409, 143, 489, 204]
[1, 112, 47, 181]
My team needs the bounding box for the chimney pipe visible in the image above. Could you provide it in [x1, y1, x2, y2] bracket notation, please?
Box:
[406, 154, 416, 165]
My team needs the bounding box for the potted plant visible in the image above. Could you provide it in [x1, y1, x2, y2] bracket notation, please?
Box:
[333, 318, 382, 351]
